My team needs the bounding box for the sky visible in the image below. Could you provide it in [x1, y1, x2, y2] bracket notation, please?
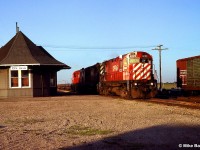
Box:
[0, 0, 200, 84]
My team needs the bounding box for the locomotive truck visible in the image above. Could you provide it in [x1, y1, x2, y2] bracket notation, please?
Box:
[72, 51, 157, 99]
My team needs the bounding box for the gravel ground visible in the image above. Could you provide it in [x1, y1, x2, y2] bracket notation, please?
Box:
[0, 95, 200, 150]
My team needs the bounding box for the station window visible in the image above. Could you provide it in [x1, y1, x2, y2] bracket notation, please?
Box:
[10, 70, 30, 88]
[21, 70, 29, 87]
[11, 71, 19, 87]
[50, 73, 56, 87]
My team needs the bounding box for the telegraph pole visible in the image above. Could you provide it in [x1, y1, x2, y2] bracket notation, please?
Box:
[152, 45, 168, 91]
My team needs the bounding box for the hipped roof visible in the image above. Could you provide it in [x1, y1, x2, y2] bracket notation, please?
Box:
[0, 31, 70, 69]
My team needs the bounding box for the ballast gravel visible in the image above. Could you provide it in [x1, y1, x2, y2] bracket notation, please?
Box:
[0, 95, 200, 150]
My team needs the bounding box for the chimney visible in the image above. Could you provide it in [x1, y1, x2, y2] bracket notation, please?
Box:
[16, 22, 19, 33]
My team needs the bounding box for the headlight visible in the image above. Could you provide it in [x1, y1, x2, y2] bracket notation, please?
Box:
[134, 83, 137, 86]
[150, 82, 154, 86]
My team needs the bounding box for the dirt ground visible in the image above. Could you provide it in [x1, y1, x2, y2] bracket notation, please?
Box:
[0, 95, 200, 150]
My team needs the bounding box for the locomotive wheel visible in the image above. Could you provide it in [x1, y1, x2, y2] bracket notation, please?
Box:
[131, 88, 146, 99]
[103, 88, 109, 95]
[149, 89, 157, 98]
[120, 90, 129, 99]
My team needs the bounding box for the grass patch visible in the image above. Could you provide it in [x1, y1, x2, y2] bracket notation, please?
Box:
[65, 125, 114, 136]
[22, 118, 45, 124]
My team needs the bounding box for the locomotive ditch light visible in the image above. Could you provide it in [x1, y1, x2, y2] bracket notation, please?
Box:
[134, 83, 138, 86]
[150, 82, 154, 86]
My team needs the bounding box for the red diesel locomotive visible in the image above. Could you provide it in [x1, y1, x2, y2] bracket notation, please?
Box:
[72, 51, 157, 98]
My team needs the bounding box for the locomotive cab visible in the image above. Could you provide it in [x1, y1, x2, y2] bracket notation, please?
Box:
[126, 52, 157, 98]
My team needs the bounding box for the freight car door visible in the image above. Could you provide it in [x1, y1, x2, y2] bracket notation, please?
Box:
[180, 70, 187, 85]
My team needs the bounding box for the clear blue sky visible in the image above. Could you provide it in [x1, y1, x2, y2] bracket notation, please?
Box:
[1, 0, 200, 84]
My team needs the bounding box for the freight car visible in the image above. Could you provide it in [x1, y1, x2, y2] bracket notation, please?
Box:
[71, 63, 100, 94]
[177, 55, 200, 95]
[72, 51, 157, 99]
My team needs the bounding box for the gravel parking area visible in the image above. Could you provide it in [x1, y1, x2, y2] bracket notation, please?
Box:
[0, 95, 200, 150]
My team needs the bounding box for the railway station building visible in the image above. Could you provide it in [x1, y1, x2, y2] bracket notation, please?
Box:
[0, 31, 71, 98]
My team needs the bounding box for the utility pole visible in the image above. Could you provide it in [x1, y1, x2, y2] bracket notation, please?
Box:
[152, 45, 168, 91]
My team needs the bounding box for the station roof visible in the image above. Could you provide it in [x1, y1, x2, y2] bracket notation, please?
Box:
[0, 31, 71, 70]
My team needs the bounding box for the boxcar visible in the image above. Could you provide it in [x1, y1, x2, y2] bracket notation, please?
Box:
[71, 63, 100, 94]
[177, 55, 200, 94]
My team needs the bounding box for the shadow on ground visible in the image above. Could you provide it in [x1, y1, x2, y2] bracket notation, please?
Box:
[57, 90, 99, 96]
[59, 124, 200, 150]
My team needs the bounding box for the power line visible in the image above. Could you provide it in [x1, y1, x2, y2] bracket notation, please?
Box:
[39, 44, 157, 51]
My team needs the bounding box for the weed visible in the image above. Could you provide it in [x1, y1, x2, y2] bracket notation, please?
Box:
[64, 125, 113, 136]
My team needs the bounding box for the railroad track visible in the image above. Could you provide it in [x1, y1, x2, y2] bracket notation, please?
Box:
[148, 97, 200, 109]
[57, 89, 200, 109]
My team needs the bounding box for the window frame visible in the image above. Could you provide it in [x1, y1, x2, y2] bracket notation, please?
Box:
[50, 72, 57, 87]
[21, 70, 30, 87]
[9, 69, 31, 88]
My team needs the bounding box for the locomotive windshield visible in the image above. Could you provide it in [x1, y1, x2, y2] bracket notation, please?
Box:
[141, 58, 150, 63]
[140, 53, 152, 64]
